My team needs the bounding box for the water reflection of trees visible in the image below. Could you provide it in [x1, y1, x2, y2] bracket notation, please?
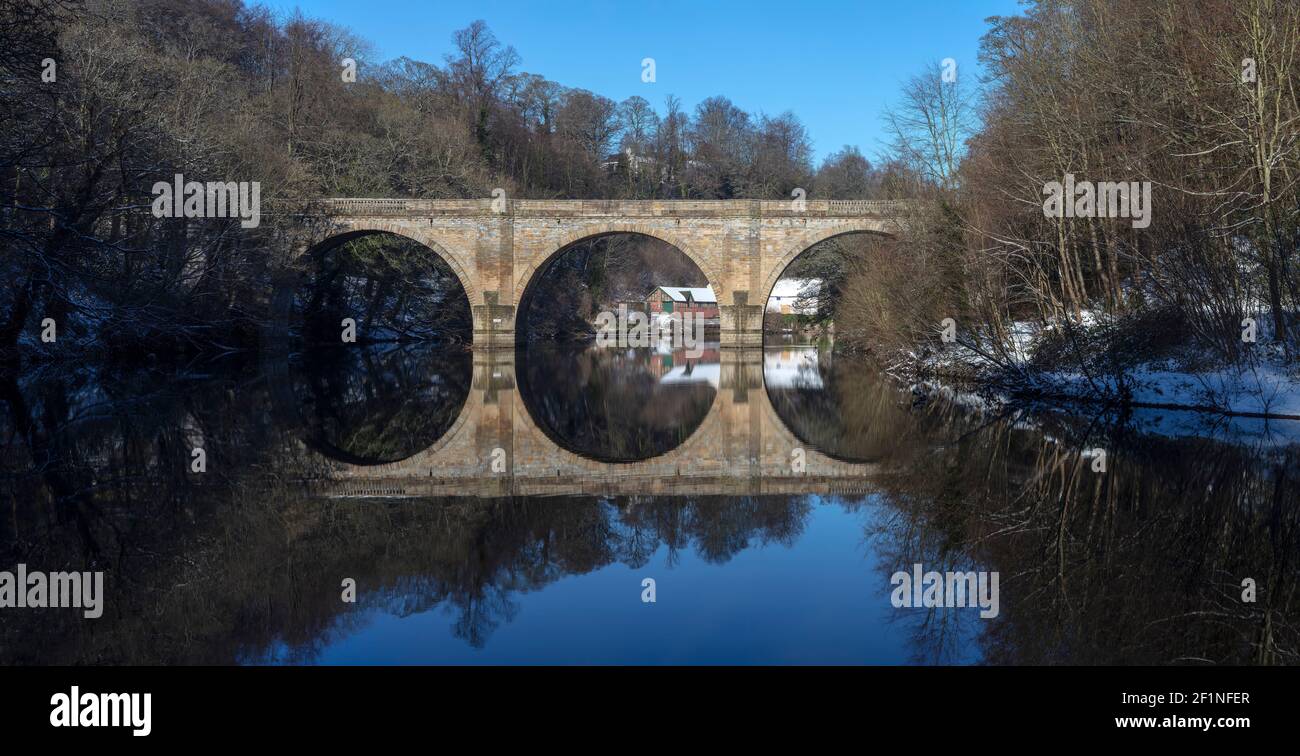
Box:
[0, 346, 469, 661]
[517, 345, 716, 462]
[862, 383, 1300, 665]
[3, 455, 818, 660]
[766, 348, 1299, 664]
[286, 344, 472, 465]
[0, 346, 759, 663]
[3, 347, 1297, 665]
[766, 352, 968, 463]
[0, 357, 322, 663]
[296, 233, 472, 345]
[338, 495, 813, 650]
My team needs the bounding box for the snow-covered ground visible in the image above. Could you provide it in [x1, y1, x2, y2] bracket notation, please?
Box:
[1051, 363, 1300, 418]
[911, 313, 1300, 440]
[914, 376, 1300, 449]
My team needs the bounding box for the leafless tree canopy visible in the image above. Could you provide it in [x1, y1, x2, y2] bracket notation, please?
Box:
[0, 2, 892, 361]
[839, 0, 1300, 377]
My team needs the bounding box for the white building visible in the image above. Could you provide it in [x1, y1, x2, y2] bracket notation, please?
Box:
[766, 278, 821, 314]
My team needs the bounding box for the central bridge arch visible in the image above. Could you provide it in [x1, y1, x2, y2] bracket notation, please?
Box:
[511, 222, 724, 345]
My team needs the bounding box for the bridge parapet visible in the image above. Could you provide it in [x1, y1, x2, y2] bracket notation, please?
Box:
[278, 198, 914, 219]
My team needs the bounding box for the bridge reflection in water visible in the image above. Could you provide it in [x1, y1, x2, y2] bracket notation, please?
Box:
[280, 344, 880, 500]
[5, 339, 1296, 665]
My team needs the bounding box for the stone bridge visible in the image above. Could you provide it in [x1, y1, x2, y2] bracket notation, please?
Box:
[302, 349, 881, 499]
[277, 198, 909, 347]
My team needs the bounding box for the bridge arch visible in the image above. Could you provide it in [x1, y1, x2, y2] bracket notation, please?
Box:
[513, 223, 722, 318]
[296, 222, 481, 307]
[273, 221, 483, 345]
[759, 220, 896, 310]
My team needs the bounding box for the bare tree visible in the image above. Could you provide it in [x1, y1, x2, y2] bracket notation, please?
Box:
[883, 60, 977, 190]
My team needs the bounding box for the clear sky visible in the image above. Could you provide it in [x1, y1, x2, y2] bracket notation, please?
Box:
[276, 0, 1026, 164]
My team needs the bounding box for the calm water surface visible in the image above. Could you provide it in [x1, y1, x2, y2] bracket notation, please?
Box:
[1, 342, 1296, 664]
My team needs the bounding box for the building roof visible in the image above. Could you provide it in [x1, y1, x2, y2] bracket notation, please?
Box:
[655, 285, 717, 304]
[769, 278, 821, 299]
[766, 278, 821, 313]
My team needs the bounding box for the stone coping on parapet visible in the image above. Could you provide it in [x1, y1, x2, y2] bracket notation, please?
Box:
[270, 198, 916, 219]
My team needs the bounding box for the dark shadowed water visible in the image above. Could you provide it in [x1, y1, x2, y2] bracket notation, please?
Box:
[1, 343, 1297, 664]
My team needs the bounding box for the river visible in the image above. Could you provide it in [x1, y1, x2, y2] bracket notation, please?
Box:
[1, 342, 1296, 664]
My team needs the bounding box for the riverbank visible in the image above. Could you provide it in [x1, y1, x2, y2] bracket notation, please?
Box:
[875, 315, 1300, 439]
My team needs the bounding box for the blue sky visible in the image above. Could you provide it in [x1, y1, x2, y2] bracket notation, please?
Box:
[277, 0, 1026, 164]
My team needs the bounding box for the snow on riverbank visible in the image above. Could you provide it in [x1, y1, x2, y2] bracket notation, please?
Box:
[905, 315, 1300, 446]
[914, 375, 1300, 450]
[1049, 362, 1300, 418]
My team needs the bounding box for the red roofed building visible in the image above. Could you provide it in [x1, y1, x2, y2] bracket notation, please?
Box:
[644, 285, 719, 320]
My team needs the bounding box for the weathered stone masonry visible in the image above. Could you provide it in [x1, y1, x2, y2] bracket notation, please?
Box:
[304, 348, 882, 498]
[283, 198, 908, 347]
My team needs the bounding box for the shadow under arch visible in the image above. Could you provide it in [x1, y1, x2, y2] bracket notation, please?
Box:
[513, 227, 721, 344]
[272, 226, 479, 347]
[757, 221, 904, 463]
[759, 345, 874, 465]
[302, 226, 479, 306]
[266, 344, 474, 467]
[514, 343, 720, 464]
[759, 221, 896, 311]
[761, 343, 983, 466]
